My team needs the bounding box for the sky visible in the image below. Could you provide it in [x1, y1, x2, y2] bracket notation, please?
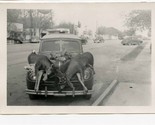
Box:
[51, 4, 131, 33]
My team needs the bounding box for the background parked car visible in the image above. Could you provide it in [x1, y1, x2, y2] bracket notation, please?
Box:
[30, 36, 40, 43]
[80, 35, 88, 45]
[94, 36, 104, 43]
[121, 36, 143, 45]
[7, 35, 23, 44]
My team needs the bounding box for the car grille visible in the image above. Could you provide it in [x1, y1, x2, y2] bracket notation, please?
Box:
[39, 74, 83, 91]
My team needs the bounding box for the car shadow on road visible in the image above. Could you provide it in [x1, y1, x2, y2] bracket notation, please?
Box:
[26, 95, 90, 106]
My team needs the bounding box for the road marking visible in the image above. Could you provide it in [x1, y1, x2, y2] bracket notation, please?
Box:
[92, 79, 118, 106]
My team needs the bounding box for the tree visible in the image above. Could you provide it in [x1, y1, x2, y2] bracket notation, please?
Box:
[96, 26, 121, 36]
[96, 26, 106, 35]
[125, 10, 151, 31]
[123, 28, 136, 36]
[7, 9, 23, 39]
[7, 9, 22, 23]
[87, 30, 93, 36]
[7, 9, 54, 41]
[7, 9, 54, 30]
[105, 27, 121, 36]
[37, 9, 54, 30]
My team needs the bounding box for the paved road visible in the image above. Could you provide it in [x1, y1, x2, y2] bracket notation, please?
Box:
[7, 39, 151, 106]
[103, 41, 151, 106]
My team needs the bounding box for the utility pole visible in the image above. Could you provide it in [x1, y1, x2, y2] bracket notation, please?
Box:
[96, 21, 98, 35]
[29, 9, 33, 42]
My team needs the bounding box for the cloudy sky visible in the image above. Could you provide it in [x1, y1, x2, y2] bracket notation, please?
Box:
[51, 4, 131, 33]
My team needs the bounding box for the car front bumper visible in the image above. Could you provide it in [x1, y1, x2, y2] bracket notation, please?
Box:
[26, 89, 93, 96]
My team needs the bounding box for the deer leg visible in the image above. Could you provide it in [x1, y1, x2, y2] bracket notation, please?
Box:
[76, 73, 88, 94]
[66, 77, 75, 97]
[35, 70, 43, 92]
[43, 72, 48, 81]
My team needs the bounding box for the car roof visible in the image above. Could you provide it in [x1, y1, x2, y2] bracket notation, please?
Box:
[41, 34, 81, 40]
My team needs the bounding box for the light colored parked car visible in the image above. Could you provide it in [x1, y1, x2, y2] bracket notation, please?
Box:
[121, 36, 143, 45]
[30, 36, 40, 43]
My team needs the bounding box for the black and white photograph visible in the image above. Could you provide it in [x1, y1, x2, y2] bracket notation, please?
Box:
[0, 3, 154, 113]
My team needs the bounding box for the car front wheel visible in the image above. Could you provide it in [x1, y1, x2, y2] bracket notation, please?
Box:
[28, 94, 38, 100]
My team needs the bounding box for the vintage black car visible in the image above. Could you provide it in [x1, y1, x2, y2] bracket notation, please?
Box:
[25, 34, 94, 100]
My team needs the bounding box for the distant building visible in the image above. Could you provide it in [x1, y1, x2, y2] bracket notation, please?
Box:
[8, 23, 23, 32]
[102, 34, 118, 40]
[46, 28, 70, 34]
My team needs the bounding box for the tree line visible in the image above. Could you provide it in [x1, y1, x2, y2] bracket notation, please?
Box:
[7, 9, 77, 35]
[96, 10, 151, 38]
[7, 9, 151, 39]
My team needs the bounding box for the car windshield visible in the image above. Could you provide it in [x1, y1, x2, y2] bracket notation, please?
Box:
[62, 41, 80, 53]
[41, 40, 81, 53]
[41, 41, 60, 52]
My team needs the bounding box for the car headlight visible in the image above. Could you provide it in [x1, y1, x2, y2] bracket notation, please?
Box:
[29, 71, 36, 81]
[32, 76, 36, 80]
[84, 68, 93, 81]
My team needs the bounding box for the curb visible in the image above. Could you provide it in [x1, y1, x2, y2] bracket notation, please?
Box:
[92, 79, 118, 106]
